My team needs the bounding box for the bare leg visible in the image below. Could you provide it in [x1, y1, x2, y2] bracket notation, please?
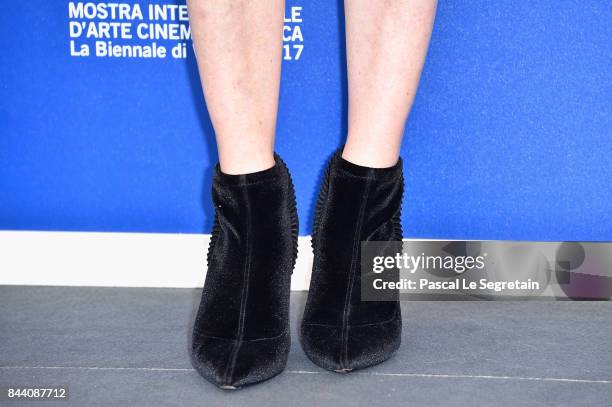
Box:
[342, 0, 437, 167]
[187, 0, 285, 174]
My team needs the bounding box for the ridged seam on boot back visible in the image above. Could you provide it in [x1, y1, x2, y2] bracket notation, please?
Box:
[310, 153, 333, 250]
[278, 155, 300, 272]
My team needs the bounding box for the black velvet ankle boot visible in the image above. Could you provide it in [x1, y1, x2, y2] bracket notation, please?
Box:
[300, 150, 403, 372]
[191, 154, 298, 389]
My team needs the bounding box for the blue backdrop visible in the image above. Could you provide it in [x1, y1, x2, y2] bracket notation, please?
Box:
[1, 1, 611, 240]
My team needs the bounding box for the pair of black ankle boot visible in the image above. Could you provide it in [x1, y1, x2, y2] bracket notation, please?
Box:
[191, 150, 404, 389]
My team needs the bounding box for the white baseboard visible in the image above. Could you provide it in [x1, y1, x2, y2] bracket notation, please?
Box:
[0, 231, 314, 290]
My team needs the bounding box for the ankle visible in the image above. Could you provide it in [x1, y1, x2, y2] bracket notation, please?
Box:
[215, 153, 283, 186]
[341, 140, 401, 168]
[218, 150, 275, 175]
